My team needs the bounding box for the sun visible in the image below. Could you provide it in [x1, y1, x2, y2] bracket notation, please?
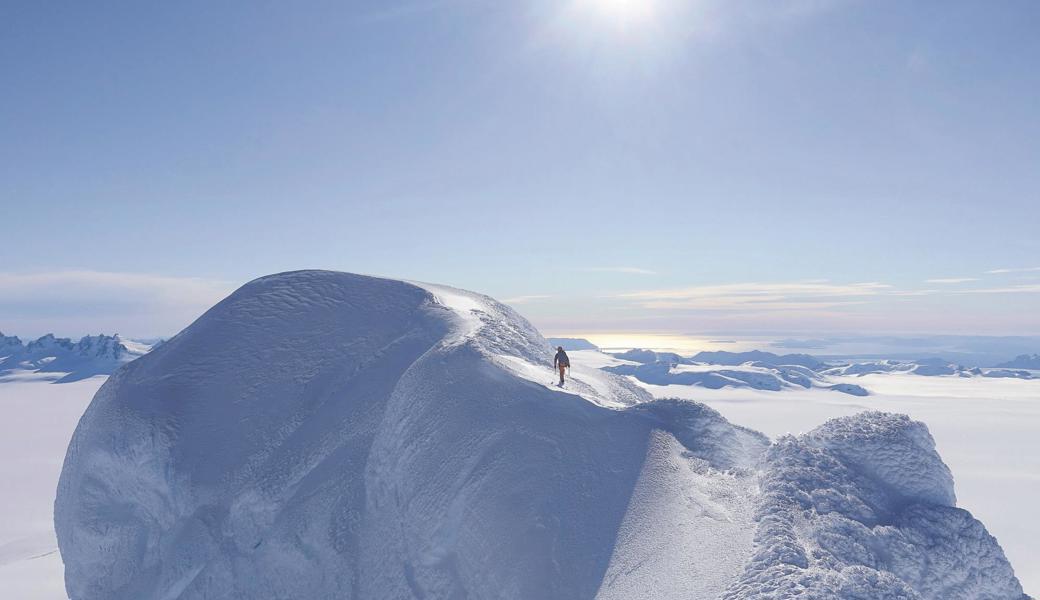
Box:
[578, 0, 658, 28]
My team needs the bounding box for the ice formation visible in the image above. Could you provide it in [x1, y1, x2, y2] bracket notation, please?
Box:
[725, 413, 1027, 600]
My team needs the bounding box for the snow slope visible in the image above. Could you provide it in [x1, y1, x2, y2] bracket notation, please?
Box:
[55, 271, 765, 600]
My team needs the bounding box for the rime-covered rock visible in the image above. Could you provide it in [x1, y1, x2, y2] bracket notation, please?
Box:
[724, 412, 1026, 600]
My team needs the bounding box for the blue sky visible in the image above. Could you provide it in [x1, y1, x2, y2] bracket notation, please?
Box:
[2, 0, 1038, 338]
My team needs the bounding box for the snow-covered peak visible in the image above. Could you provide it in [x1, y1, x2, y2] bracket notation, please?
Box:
[54, 271, 1028, 600]
[24, 333, 75, 355]
[547, 337, 598, 351]
[73, 334, 130, 360]
[611, 348, 685, 364]
[691, 349, 825, 370]
[0, 331, 22, 355]
[997, 353, 1040, 370]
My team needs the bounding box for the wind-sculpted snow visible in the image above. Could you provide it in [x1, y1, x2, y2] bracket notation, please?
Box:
[56, 271, 767, 600]
[631, 399, 769, 471]
[724, 412, 1027, 600]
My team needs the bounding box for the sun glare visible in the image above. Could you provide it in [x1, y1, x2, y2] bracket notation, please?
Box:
[578, 0, 659, 28]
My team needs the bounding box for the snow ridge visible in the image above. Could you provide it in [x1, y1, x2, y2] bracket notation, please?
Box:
[55, 271, 765, 600]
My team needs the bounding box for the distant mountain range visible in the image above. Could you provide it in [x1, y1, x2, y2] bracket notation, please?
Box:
[0, 332, 152, 382]
[995, 354, 1040, 369]
[601, 348, 1035, 393]
[688, 350, 824, 370]
[547, 337, 599, 351]
[611, 349, 825, 370]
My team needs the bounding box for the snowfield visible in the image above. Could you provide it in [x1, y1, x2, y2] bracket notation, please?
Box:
[0, 271, 1032, 599]
[0, 372, 104, 600]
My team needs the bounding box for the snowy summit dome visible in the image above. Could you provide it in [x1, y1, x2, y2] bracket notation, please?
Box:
[55, 271, 1027, 600]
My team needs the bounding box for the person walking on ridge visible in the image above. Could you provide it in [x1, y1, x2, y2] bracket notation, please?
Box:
[554, 346, 570, 386]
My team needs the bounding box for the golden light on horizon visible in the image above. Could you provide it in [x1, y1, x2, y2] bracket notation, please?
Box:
[550, 333, 767, 354]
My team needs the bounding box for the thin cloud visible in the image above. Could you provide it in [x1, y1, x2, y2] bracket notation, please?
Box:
[956, 284, 1040, 295]
[0, 270, 236, 337]
[0, 271, 233, 301]
[502, 294, 552, 304]
[579, 267, 658, 275]
[616, 281, 891, 311]
[986, 267, 1040, 274]
[925, 278, 978, 284]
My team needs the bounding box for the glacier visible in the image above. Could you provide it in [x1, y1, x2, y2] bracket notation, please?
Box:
[54, 271, 1028, 599]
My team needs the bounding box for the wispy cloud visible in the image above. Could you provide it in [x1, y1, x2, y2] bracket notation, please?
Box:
[986, 267, 1040, 274]
[616, 281, 891, 311]
[579, 267, 658, 276]
[0, 271, 236, 337]
[926, 278, 978, 284]
[607, 274, 1040, 316]
[502, 294, 552, 304]
[956, 284, 1040, 295]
